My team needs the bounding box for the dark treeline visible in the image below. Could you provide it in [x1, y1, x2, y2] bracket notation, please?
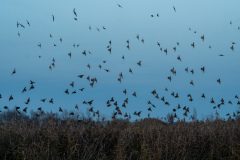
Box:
[0, 109, 240, 159]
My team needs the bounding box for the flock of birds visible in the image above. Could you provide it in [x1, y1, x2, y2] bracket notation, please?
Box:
[1, 3, 240, 121]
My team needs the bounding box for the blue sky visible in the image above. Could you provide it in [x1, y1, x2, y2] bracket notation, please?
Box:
[0, 0, 240, 121]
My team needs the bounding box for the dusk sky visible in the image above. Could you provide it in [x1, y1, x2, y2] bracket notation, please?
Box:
[0, 0, 240, 121]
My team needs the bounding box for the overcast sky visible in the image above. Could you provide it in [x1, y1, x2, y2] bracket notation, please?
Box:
[0, 0, 240, 121]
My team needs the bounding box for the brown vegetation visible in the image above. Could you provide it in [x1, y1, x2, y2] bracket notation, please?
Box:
[0, 110, 240, 159]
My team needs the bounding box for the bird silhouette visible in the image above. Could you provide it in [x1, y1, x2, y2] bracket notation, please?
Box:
[217, 78, 221, 84]
[22, 87, 27, 93]
[12, 69, 16, 75]
[137, 61, 141, 67]
[9, 95, 13, 101]
[49, 98, 54, 104]
[52, 15, 54, 22]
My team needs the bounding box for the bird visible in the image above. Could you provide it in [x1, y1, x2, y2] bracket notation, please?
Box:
[52, 15, 54, 22]
[201, 93, 205, 98]
[137, 61, 141, 67]
[168, 76, 171, 82]
[12, 69, 16, 75]
[23, 107, 28, 113]
[29, 85, 34, 90]
[49, 98, 54, 104]
[78, 75, 84, 78]
[173, 6, 176, 12]
[9, 95, 13, 101]
[133, 92, 137, 97]
[201, 67, 205, 73]
[87, 64, 90, 69]
[68, 52, 71, 58]
[177, 55, 181, 62]
[190, 69, 194, 74]
[210, 97, 215, 104]
[87, 100, 94, 106]
[190, 80, 194, 86]
[217, 78, 221, 84]
[22, 87, 27, 93]
[129, 68, 133, 74]
[117, 4, 122, 8]
[59, 107, 63, 112]
[136, 34, 139, 40]
[201, 35, 204, 41]
[26, 20, 30, 26]
[64, 89, 69, 95]
[70, 82, 74, 88]
[185, 67, 188, 73]
[25, 98, 30, 104]
[79, 88, 85, 91]
[191, 42, 195, 48]
[41, 98, 46, 102]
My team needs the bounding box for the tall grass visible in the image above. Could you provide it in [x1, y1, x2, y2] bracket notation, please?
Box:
[0, 109, 240, 159]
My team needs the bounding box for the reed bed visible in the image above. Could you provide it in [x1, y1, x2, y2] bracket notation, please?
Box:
[0, 111, 240, 160]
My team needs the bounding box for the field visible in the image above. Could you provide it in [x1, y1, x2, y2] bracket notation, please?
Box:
[0, 110, 240, 160]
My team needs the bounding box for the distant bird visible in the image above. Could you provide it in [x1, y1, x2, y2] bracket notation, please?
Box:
[173, 6, 176, 12]
[168, 76, 171, 82]
[201, 66, 205, 73]
[136, 34, 139, 40]
[23, 107, 28, 113]
[201, 35, 204, 41]
[117, 4, 122, 8]
[108, 48, 112, 54]
[9, 95, 13, 101]
[59, 107, 63, 112]
[141, 38, 144, 43]
[133, 92, 137, 97]
[70, 82, 74, 88]
[217, 78, 221, 84]
[12, 69, 16, 75]
[87, 64, 90, 69]
[79, 88, 85, 91]
[123, 89, 127, 95]
[49, 98, 54, 104]
[177, 55, 181, 61]
[191, 42, 195, 48]
[29, 85, 34, 90]
[52, 15, 54, 22]
[41, 98, 46, 102]
[230, 45, 234, 51]
[78, 75, 84, 78]
[129, 68, 133, 74]
[210, 97, 215, 104]
[201, 93, 205, 98]
[105, 69, 110, 72]
[25, 98, 30, 104]
[137, 61, 141, 67]
[235, 95, 239, 99]
[190, 69, 194, 74]
[68, 52, 71, 58]
[26, 20, 30, 26]
[64, 89, 69, 95]
[37, 43, 41, 48]
[190, 80, 194, 86]
[185, 67, 188, 73]
[22, 87, 27, 93]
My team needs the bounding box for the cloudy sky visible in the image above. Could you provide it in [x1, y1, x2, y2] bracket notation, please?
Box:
[0, 0, 240, 121]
